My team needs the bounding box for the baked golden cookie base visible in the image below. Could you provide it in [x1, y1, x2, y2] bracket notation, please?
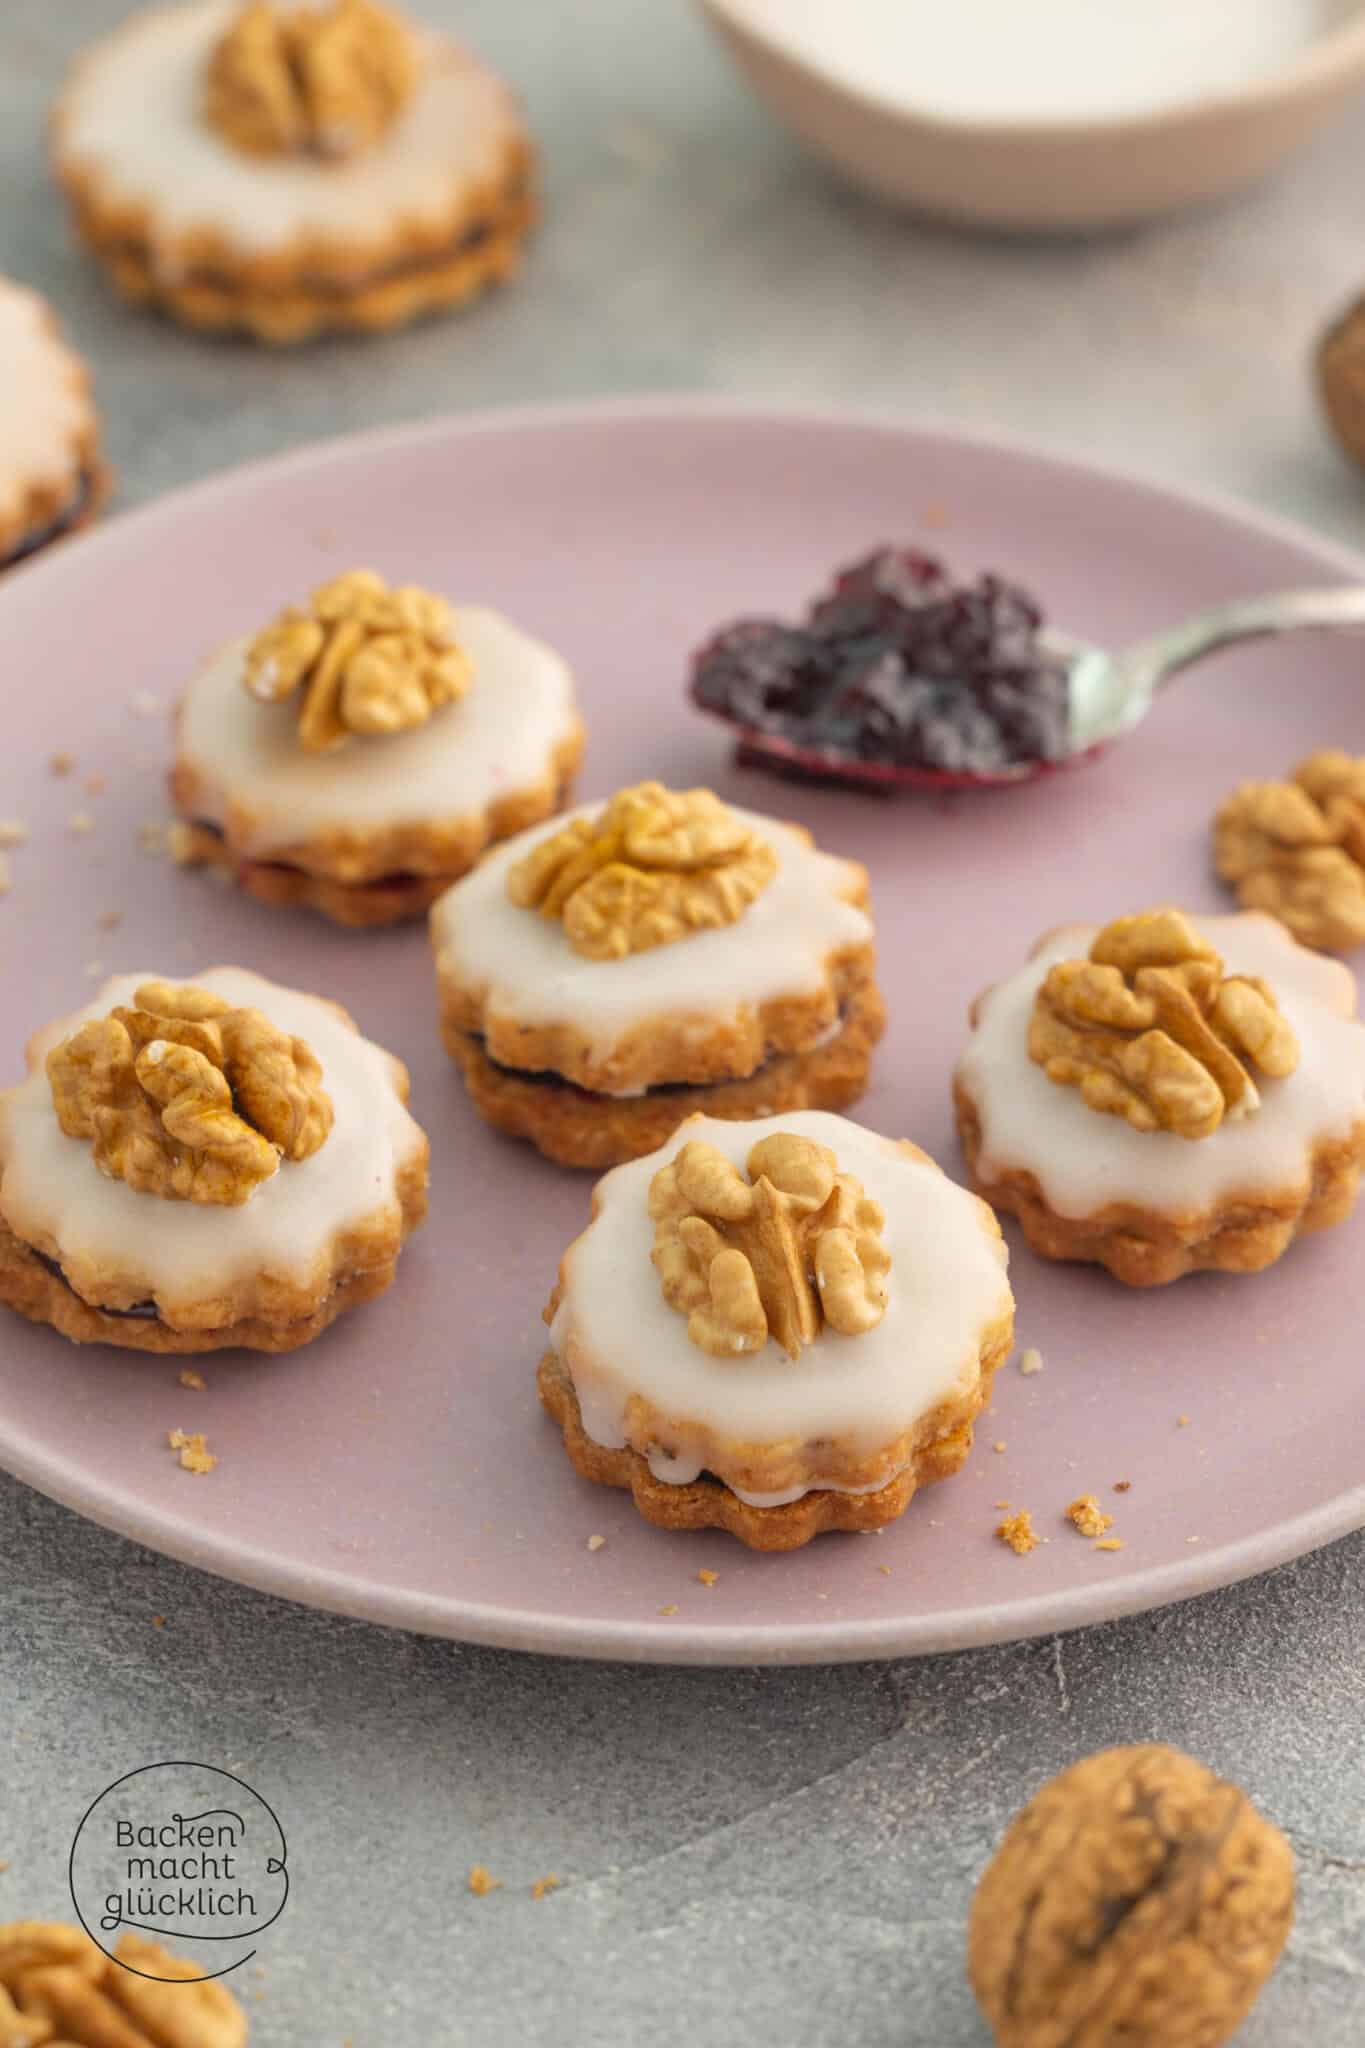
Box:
[57, 136, 535, 344]
[0, 1214, 417, 1353]
[537, 1342, 1007, 1552]
[954, 1077, 1365, 1286]
[444, 977, 888, 1168]
[0, 1018, 429, 1351]
[172, 719, 585, 928]
[438, 837, 875, 1094]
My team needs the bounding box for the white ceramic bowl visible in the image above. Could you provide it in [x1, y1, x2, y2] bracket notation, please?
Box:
[700, 0, 1365, 231]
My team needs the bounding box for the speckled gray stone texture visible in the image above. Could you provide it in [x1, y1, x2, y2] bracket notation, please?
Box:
[3, 1, 1365, 2040]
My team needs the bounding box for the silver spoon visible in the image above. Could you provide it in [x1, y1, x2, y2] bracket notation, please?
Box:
[715, 586, 1365, 792]
[1058, 585, 1365, 780]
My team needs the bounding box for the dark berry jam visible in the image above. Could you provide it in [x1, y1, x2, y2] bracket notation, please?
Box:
[690, 548, 1070, 781]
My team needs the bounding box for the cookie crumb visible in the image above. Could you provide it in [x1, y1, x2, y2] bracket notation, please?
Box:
[50, 752, 74, 777]
[84, 773, 107, 797]
[138, 820, 168, 855]
[993, 1498, 1011, 1510]
[696, 1568, 719, 1587]
[96, 909, 124, 931]
[992, 1440, 1007, 1453]
[467, 1866, 501, 1897]
[0, 1861, 8, 1872]
[657, 1603, 678, 1616]
[1018, 1346, 1044, 1375]
[167, 820, 196, 865]
[530, 1875, 560, 1901]
[921, 503, 949, 529]
[179, 1367, 207, 1392]
[1186, 1535, 1201, 1544]
[1094, 1537, 1125, 1552]
[995, 1509, 1038, 1555]
[130, 690, 163, 717]
[0, 854, 10, 898]
[1177, 1414, 1191, 1427]
[1113, 1480, 1132, 1493]
[68, 810, 95, 836]
[167, 1427, 217, 1475]
[151, 1615, 166, 1628]
[0, 821, 26, 848]
[585, 1533, 606, 1552]
[1066, 1495, 1114, 1539]
[877, 1563, 892, 1576]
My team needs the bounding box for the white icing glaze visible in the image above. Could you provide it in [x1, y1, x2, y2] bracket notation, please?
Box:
[431, 804, 872, 1061]
[956, 912, 1365, 1217]
[0, 968, 425, 1316]
[56, 2, 521, 266]
[549, 1110, 1012, 1502]
[0, 281, 89, 530]
[178, 606, 579, 852]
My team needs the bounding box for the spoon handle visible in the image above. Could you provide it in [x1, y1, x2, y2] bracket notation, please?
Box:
[1129, 587, 1365, 695]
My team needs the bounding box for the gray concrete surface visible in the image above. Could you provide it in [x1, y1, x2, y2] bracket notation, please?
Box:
[3, 2, 1365, 2041]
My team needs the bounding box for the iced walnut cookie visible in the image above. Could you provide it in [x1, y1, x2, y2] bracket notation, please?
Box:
[172, 570, 584, 928]
[0, 1922, 246, 2048]
[0, 969, 428, 1351]
[0, 277, 108, 572]
[1215, 749, 1365, 952]
[431, 781, 886, 1167]
[539, 1111, 1014, 1550]
[954, 908, 1365, 1285]
[51, 0, 535, 344]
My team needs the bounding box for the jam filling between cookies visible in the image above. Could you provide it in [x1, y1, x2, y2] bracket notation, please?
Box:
[102, 198, 521, 306]
[2, 471, 95, 568]
[29, 1246, 159, 1321]
[470, 1010, 851, 1103]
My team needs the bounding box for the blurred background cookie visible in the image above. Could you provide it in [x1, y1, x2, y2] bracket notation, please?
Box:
[0, 276, 107, 570]
[50, 0, 536, 343]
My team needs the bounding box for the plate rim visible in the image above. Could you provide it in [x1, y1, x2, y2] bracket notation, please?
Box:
[4, 391, 1365, 1665]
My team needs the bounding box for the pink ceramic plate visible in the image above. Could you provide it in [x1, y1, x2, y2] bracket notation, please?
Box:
[3, 398, 1364, 1666]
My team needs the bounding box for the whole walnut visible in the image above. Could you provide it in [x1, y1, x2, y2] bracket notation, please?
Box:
[1318, 292, 1365, 470]
[968, 1744, 1294, 2048]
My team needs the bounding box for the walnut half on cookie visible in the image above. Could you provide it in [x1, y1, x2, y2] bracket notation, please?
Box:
[954, 908, 1365, 1286]
[171, 573, 585, 928]
[539, 1110, 1014, 1551]
[0, 967, 428, 1352]
[431, 784, 886, 1168]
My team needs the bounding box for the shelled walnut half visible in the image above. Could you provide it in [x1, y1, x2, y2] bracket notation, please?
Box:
[1028, 909, 1298, 1139]
[507, 782, 778, 961]
[649, 1132, 891, 1358]
[205, 0, 417, 160]
[242, 569, 471, 750]
[968, 1745, 1295, 2048]
[1215, 749, 1365, 951]
[46, 979, 333, 1204]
